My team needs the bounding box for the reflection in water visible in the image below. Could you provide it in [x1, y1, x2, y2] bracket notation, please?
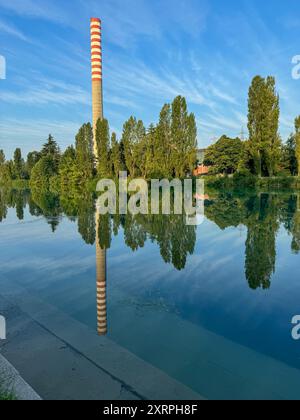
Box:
[1, 188, 300, 298]
[96, 211, 107, 336]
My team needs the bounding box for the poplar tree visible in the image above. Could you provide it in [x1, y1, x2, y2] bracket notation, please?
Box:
[75, 123, 94, 180]
[13, 148, 24, 179]
[171, 96, 197, 178]
[95, 118, 110, 177]
[248, 76, 280, 177]
[295, 116, 300, 176]
[156, 104, 172, 177]
[122, 116, 145, 178]
[110, 132, 121, 177]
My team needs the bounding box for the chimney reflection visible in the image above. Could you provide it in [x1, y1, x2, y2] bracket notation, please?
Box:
[96, 211, 107, 336]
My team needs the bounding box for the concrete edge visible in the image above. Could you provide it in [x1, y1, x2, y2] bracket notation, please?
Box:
[0, 353, 42, 401]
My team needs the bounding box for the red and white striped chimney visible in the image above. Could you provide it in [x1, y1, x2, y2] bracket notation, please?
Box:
[90, 18, 103, 157]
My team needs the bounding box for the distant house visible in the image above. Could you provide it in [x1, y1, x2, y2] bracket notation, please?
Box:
[194, 148, 209, 176]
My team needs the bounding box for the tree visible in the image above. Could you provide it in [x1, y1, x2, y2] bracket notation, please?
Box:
[0, 150, 5, 166]
[75, 123, 94, 181]
[41, 135, 61, 172]
[281, 135, 298, 176]
[27, 151, 41, 177]
[295, 116, 300, 176]
[110, 133, 121, 177]
[122, 116, 145, 178]
[247, 76, 280, 177]
[204, 135, 244, 175]
[30, 154, 58, 190]
[170, 96, 197, 178]
[13, 148, 24, 179]
[155, 104, 172, 177]
[57, 145, 82, 190]
[95, 118, 110, 177]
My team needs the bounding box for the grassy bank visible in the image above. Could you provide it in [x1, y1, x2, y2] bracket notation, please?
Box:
[204, 174, 300, 192]
[0, 381, 16, 401]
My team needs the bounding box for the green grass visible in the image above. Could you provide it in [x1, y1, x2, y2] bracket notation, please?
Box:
[0, 380, 17, 401]
[0, 391, 16, 400]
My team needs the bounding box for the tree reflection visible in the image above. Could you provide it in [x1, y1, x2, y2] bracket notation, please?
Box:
[244, 194, 279, 290]
[1, 188, 300, 289]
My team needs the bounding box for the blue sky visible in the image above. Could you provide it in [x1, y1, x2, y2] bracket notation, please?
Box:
[0, 0, 299, 158]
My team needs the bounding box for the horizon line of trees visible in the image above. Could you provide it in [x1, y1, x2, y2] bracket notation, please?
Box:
[0, 96, 197, 191]
[204, 76, 300, 178]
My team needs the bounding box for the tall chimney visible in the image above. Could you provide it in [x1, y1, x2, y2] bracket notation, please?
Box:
[91, 18, 107, 336]
[90, 17, 103, 157]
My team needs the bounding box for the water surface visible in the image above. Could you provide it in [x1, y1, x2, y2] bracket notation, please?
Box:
[1, 189, 300, 399]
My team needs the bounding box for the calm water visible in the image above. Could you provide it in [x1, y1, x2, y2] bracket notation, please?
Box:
[1, 188, 300, 399]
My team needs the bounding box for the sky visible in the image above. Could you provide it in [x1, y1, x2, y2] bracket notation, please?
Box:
[0, 0, 299, 158]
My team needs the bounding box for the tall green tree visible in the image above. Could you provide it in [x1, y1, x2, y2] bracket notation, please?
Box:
[110, 132, 121, 177]
[75, 123, 94, 181]
[95, 118, 110, 177]
[281, 135, 298, 176]
[295, 116, 300, 176]
[13, 148, 24, 179]
[122, 116, 145, 178]
[170, 96, 197, 178]
[155, 104, 172, 177]
[248, 76, 280, 177]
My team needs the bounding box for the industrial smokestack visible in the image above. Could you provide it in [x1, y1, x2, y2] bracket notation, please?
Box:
[91, 18, 107, 336]
[90, 17, 103, 157]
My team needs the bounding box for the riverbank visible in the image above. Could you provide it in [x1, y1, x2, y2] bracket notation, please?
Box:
[203, 174, 300, 192]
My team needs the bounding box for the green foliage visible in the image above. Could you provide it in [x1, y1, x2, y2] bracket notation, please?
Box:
[75, 123, 94, 181]
[30, 154, 58, 190]
[171, 96, 197, 178]
[110, 132, 122, 177]
[0, 150, 5, 166]
[247, 76, 280, 177]
[204, 135, 244, 174]
[122, 116, 146, 178]
[295, 116, 300, 176]
[26, 151, 41, 177]
[41, 135, 60, 168]
[96, 119, 110, 177]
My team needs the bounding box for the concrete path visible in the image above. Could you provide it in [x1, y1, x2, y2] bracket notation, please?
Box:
[0, 353, 41, 400]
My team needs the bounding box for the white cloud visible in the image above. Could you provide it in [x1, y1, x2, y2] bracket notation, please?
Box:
[0, 19, 29, 41]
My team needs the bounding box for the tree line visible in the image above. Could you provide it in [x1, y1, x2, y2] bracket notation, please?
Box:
[0, 96, 197, 191]
[204, 76, 300, 178]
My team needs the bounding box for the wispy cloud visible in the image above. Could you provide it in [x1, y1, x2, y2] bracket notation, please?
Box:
[0, 77, 90, 106]
[0, 118, 81, 156]
[0, 0, 67, 24]
[0, 19, 29, 41]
